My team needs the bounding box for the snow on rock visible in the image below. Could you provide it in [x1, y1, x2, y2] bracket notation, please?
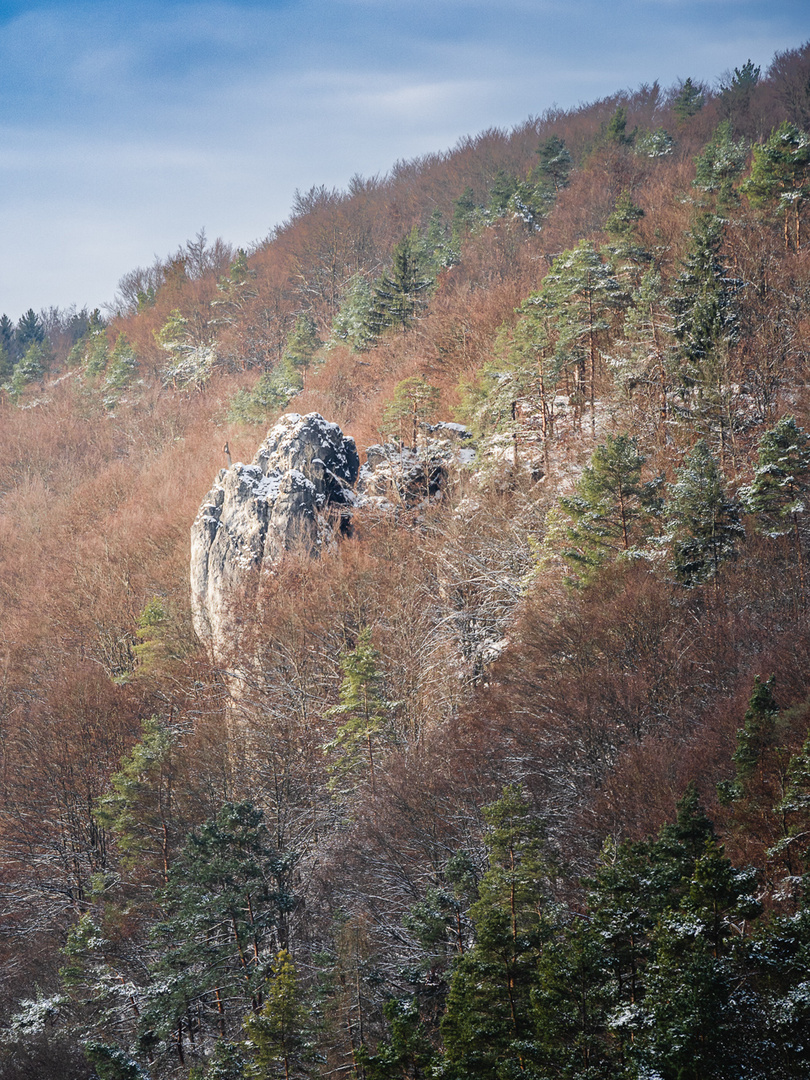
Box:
[190, 413, 359, 657]
[357, 424, 475, 506]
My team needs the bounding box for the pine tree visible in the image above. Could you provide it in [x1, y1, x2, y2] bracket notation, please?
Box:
[666, 440, 743, 586]
[693, 121, 749, 209]
[670, 214, 740, 446]
[140, 803, 295, 1064]
[672, 77, 705, 122]
[538, 240, 625, 430]
[609, 269, 676, 427]
[745, 121, 810, 250]
[534, 135, 572, 192]
[559, 433, 663, 580]
[283, 314, 321, 385]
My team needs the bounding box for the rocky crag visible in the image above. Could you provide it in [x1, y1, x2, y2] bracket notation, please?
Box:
[190, 412, 474, 659]
[190, 413, 359, 657]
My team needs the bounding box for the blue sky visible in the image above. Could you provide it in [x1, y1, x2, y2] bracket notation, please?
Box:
[0, 1, 807, 320]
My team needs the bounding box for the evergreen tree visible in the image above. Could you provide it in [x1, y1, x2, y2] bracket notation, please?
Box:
[488, 170, 519, 216]
[605, 105, 635, 147]
[744, 120, 810, 250]
[743, 415, 810, 604]
[283, 314, 321, 384]
[242, 950, 310, 1079]
[94, 716, 179, 884]
[104, 334, 139, 394]
[15, 307, 45, 355]
[534, 135, 572, 192]
[452, 186, 479, 242]
[672, 77, 705, 122]
[693, 121, 749, 209]
[227, 364, 300, 424]
[329, 273, 376, 352]
[441, 786, 553, 1080]
[538, 240, 625, 430]
[670, 214, 740, 445]
[666, 440, 743, 586]
[357, 998, 435, 1080]
[559, 433, 663, 580]
[367, 229, 433, 336]
[324, 628, 393, 797]
[140, 803, 296, 1066]
[609, 269, 676, 426]
[0, 313, 14, 379]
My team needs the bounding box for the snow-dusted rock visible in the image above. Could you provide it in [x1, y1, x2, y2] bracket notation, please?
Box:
[191, 413, 358, 656]
[357, 424, 475, 506]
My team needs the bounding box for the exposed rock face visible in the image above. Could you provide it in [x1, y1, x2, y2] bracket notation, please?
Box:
[358, 423, 475, 505]
[190, 413, 359, 656]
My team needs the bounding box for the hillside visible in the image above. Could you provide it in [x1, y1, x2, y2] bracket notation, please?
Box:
[2, 43, 810, 1079]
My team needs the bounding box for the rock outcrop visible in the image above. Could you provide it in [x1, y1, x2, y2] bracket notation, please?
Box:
[190, 413, 359, 656]
[191, 413, 475, 659]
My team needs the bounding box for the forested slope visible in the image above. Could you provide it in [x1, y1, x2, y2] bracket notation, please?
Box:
[2, 43, 810, 1079]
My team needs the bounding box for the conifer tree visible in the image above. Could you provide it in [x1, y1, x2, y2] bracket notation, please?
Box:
[693, 121, 748, 209]
[670, 214, 739, 447]
[283, 314, 321, 385]
[140, 803, 295, 1064]
[743, 415, 810, 605]
[15, 307, 45, 355]
[381, 376, 440, 450]
[104, 334, 139, 394]
[94, 716, 178, 883]
[329, 273, 376, 352]
[609, 269, 675, 426]
[539, 240, 625, 430]
[367, 230, 433, 336]
[324, 628, 393, 797]
[441, 786, 552, 1079]
[242, 950, 310, 1080]
[559, 433, 663, 580]
[534, 134, 572, 192]
[666, 440, 743, 586]
[672, 77, 705, 122]
[745, 121, 810, 249]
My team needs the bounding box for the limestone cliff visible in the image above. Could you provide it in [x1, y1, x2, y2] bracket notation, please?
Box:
[190, 412, 359, 656]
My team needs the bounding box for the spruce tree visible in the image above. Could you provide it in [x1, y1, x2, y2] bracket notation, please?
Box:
[367, 230, 433, 336]
[441, 786, 553, 1080]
